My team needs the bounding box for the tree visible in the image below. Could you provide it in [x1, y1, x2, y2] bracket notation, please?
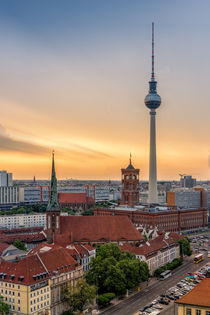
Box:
[64, 279, 96, 312]
[13, 240, 27, 251]
[81, 209, 94, 216]
[85, 243, 149, 296]
[0, 296, 9, 315]
[178, 238, 192, 257]
[97, 293, 115, 307]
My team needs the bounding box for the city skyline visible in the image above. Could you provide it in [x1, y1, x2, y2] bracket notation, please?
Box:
[0, 1, 210, 180]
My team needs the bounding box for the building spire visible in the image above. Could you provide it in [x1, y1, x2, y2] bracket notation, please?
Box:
[151, 22, 155, 81]
[129, 152, 132, 165]
[47, 151, 60, 211]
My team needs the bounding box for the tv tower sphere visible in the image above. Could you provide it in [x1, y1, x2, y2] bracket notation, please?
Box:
[144, 22, 161, 204]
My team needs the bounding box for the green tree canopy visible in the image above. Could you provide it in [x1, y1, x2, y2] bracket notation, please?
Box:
[85, 243, 149, 296]
[64, 279, 96, 312]
[0, 296, 9, 315]
[13, 240, 27, 251]
[178, 238, 192, 256]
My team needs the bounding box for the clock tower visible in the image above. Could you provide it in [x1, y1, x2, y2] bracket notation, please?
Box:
[121, 155, 140, 208]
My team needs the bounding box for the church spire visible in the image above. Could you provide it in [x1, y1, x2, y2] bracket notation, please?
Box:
[47, 151, 60, 211]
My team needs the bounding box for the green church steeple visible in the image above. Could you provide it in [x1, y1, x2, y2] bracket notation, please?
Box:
[47, 151, 60, 211]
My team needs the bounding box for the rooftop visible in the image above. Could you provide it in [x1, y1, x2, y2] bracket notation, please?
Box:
[176, 278, 210, 308]
[52, 215, 144, 244]
[0, 247, 79, 285]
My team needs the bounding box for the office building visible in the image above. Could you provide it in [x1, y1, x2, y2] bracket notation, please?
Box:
[0, 171, 13, 187]
[167, 189, 201, 208]
[0, 186, 19, 207]
[180, 175, 196, 188]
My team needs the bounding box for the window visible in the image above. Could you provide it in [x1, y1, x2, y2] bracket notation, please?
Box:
[186, 309, 191, 315]
[196, 311, 201, 315]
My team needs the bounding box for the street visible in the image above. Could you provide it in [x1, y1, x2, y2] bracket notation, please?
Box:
[101, 254, 209, 315]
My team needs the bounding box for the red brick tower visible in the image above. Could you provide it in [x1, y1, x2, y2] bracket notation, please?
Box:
[121, 155, 140, 207]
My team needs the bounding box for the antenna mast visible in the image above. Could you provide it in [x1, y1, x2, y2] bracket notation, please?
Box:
[151, 22, 155, 81]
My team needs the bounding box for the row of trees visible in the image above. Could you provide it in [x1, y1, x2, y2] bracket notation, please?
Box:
[154, 257, 183, 277]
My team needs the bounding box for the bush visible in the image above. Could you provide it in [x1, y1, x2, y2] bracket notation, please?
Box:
[98, 293, 116, 307]
[154, 257, 183, 277]
[61, 311, 74, 315]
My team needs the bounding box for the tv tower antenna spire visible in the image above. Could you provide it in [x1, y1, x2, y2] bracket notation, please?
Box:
[151, 22, 155, 81]
[144, 22, 162, 204]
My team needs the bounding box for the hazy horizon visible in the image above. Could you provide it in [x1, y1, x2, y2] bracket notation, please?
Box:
[1, 1, 210, 180]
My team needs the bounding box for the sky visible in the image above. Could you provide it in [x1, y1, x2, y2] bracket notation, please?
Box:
[0, 0, 210, 180]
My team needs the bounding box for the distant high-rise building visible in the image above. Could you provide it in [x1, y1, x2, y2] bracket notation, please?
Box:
[180, 175, 196, 188]
[0, 171, 13, 187]
[144, 23, 162, 204]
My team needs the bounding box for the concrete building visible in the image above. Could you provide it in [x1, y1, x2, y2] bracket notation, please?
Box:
[0, 214, 46, 229]
[0, 186, 19, 207]
[19, 187, 42, 204]
[0, 170, 13, 187]
[180, 175, 196, 188]
[144, 23, 162, 204]
[176, 278, 210, 315]
[140, 190, 166, 204]
[167, 189, 201, 208]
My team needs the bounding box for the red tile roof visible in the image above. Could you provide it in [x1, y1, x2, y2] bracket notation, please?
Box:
[0, 243, 10, 256]
[0, 247, 79, 285]
[0, 233, 46, 244]
[58, 193, 94, 204]
[177, 278, 210, 307]
[1, 227, 43, 235]
[53, 216, 143, 244]
[121, 234, 178, 258]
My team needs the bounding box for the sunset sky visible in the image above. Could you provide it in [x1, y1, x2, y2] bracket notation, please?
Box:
[0, 0, 210, 180]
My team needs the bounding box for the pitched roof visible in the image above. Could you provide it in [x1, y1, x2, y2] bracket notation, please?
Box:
[121, 234, 178, 258]
[1, 227, 43, 235]
[0, 243, 10, 256]
[0, 247, 79, 285]
[126, 162, 135, 170]
[176, 278, 210, 307]
[58, 193, 94, 204]
[0, 233, 46, 244]
[54, 216, 143, 244]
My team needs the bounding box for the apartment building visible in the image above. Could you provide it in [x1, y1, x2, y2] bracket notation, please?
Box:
[121, 232, 180, 274]
[0, 246, 83, 315]
[0, 214, 46, 229]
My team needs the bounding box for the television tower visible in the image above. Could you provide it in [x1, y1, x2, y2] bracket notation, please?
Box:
[144, 23, 161, 204]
